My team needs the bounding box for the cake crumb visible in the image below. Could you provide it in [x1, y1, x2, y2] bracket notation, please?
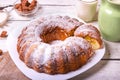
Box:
[0, 31, 8, 38]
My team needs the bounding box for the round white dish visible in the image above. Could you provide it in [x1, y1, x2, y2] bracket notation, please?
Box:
[7, 15, 105, 80]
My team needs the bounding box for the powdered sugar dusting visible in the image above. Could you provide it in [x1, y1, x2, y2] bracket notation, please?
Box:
[65, 37, 91, 50]
[17, 15, 95, 74]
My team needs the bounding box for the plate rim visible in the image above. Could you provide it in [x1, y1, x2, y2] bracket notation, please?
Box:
[7, 15, 105, 80]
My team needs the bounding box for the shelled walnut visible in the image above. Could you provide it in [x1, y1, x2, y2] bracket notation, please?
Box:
[14, 0, 38, 14]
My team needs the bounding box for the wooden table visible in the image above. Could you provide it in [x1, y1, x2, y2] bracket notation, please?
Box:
[0, 0, 120, 80]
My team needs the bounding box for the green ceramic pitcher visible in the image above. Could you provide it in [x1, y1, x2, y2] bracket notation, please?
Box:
[98, 0, 120, 41]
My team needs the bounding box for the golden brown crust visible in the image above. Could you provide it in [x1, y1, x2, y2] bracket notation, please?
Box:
[74, 24, 102, 50]
[17, 16, 99, 75]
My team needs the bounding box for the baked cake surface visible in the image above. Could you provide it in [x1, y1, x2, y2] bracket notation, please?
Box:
[17, 15, 102, 74]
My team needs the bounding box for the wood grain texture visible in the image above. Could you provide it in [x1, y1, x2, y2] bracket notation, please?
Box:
[71, 60, 120, 80]
[9, 5, 76, 20]
[0, 52, 30, 80]
[0, 0, 120, 80]
[38, 0, 76, 5]
[1, 52, 120, 80]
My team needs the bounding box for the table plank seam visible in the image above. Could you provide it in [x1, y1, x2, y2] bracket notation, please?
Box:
[102, 59, 120, 61]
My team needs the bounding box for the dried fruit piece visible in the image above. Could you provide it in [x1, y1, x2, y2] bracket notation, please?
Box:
[0, 31, 8, 37]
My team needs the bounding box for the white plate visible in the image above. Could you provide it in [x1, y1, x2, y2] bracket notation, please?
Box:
[7, 15, 105, 80]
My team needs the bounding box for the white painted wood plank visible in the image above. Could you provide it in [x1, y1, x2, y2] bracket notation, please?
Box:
[70, 60, 120, 80]
[38, 0, 76, 5]
[9, 6, 77, 20]
[103, 40, 120, 59]
[0, 0, 76, 5]
[1, 0, 120, 59]
[1, 0, 120, 80]
[0, 0, 17, 5]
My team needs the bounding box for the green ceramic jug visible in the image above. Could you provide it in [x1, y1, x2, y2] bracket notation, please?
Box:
[98, 0, 120, 41]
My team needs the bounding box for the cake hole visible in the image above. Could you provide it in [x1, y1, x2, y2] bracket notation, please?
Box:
[40, 27, 69, 43]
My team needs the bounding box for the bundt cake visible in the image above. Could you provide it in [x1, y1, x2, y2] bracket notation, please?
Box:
[74, 24, 102, 50]
[17, 15, 102, 74]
